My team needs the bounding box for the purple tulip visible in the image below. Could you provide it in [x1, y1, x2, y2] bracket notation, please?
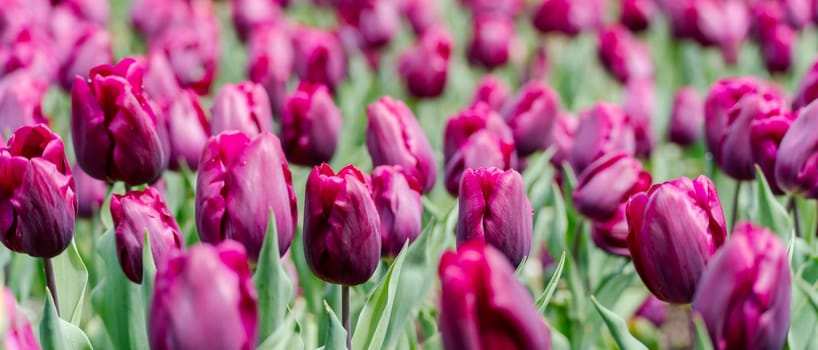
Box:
[401, 0, 439, 35]
[459, 0, 521, 16]
[141, 52, 182, 101]
[0, 28, 57, 82]
[211, 81, 274, 137]
[281, 82, 342, 166]
[111, 187, 183, 284]
[622, 78, 656, 157]
[53, 0, 110, 26]
[633, 296, 667, 327]
[620, 0, 656, 32]
[130, 0, 213, 41]
[550, 111, 577, 169]
[55, 22, 113, 92]
[0, 125, 77, 258]
[532, 0, 603, 36]
[590, 205, 630, 257]
[339, 1, 399, 50]
[568, 103, 635, 175]
[162, 89, 210, 171]
[573, 152, 651, 221]
[196, 131, 297, 261]
[668, 86, 703, 147]
[466, 14, 515, 70]
[626, 175, 727, 303]
[0, 71, 48, 136]
[149, 241, 258, 350]
[444, 103, 514, 161]
[502, 81, 560, 157]
[366, 96, 437, 193]
[303, 164, 381, 285]
[471, 75, 510, 112]
[73, 163, 106, 218]
[521, 45, 550, 83]
[2, 288, 40, 350]
[149, 15, 219, 96]
[692, 222, 790, 350]
[792, 58, 818, 111]
[774, 102, 818, 198]
[697, 0, 750, 65]
[752, 2, 795, 74]
[230, 0, 283, 42]
[438, 241, 551, 349]
[372, 165, 422, 257]
[0, 0, 50, 43]
[292, 27, 346, 91]
[247, 23, 294, 118]
[597, 25, 654, 84]
[398, 25, 452, 99]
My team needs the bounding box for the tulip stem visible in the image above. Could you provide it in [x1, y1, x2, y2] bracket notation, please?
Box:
[342, 285, 350, 349]
[788, 197, 802, 238]
[43, 258, 59, 317]
[730, 180, 742, 229]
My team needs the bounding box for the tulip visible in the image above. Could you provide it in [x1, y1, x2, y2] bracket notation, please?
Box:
[623, 79, 656, 157]
[0, 71, 48, 137]
[573, 152, 651, 221]
[532, 0, 603, 36]
[456, 167, 532, 266]
[0, 28, 57, 81]
[2, 288, 40, 349]
[231, 0, 283, 42]
[591, 206, 630, 257]
[697, 0, 750, 65]
[196, 131, 297, 261]
[366, 96, 438, 193]
[550, 111, 577, 169]
[597, 25, 654, 84]
[693, 222, 791, 349]
[751, 107, 792, 190]
[752, 2, 795, 74]
[56, 23, 113, 92]
[53, 0, 111, 26]
[210, 81, 274, 137]
[568, 103, 635, 175]
[130, 0, 213, 41]
[142, 52, 182, 101]
[502, 81, 560, 157]
[438, 241, 551, 349]
[401, 0, 439, 35]
[626, 175, 727, 303]
[668, 86, 703, 147]
[398, 25, 452, 99]
[372, 165, 422, 257]
[73, 163, 106, 218]
[774, 102, 818, 198]
[521, 45, 550, 83]
[633, 296, 667, 327]
[459, 0, 521, 16]
[292, 27, 346, 91]
[149, 16, 219, 96]
[792, 58, 818, 110]
[0, 125, 77, 258]
[444, 102, 514, 161]
[620, 0, 655, 32]
[162, 89, 210, 171]
[281, 82, 342, 166]
[111, 187, 183, 284]
[303, 164, 381, 285]
[149, 241, 258, 350]
[340, 1, 399, 50]
[466, 14, 514, 70]
[0, 0, 50, 43]
[782, 0, 810, 29]
[247, 23, 293, 118]
[471, 75, 510, 112]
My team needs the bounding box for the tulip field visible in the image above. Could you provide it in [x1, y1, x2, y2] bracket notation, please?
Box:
[4, 0, 818, 349]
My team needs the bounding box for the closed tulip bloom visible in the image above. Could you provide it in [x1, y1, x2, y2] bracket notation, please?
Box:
[550, 112, 577, 169]
[751, 109, 795, 195]
[366, 96, 437, 193]
[292, 27, 346, 91]
[669, 86, 703, 147]
[753, 3, 795, 74]
[211, 81, 274, 137]
[142, 52, 182, 101]
[53, 0, 110, 26]
[633, 295, 667, 327]
[444, 102, 514, 161]
[73, 163, 106, 218]
[343, 1, 400, 50]
[398, 25, 452, 99]
[471, 75, 510, 112]
[196, 131, 297, 261]
[56, 23, 113, 92]
[402, 0, 439, 35]
[0, 28, 57, 82]
[521, 45, 550, 84]
[502, 81, 560, 157]
[150, 17, 219, 96]
[438, 241, 551, 350]
[372, 165, 422, 257]
[247, 23, 293, 118]
[568, 103, 635, 175]
[459, 0, 521, 16]
[456, 167, 532, 266]
[697, 0, 750, 65]
[163, 89, 210, 171]
[623, 79, 656, 157]
[0, 72, 48, 136]
[230, 0, 283, 42]
[620, 0, 655, 32]
[2, 288, 39, 350]
[532, 0, 603, 36]
[791, 58, 818, 110]
[131, 0, 213, 41]
[111, 187, 183, 284]
[466, 14, 514, 70]
[774, 102, 818, 198]
[597, 25, 654, 84]
[626, 175, 727, 303]
[303, 164, 381, 285]
[71, 58, 168, 185]
[591, 205, 630, 257]
[574, 152, 651, 221]
[0, 125, 77, 258]
[149, 241, 258, 350]
[281, 82, 342, 166]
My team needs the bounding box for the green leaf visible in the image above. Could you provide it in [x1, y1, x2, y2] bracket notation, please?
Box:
[8, 253, 36, 301]
[257, 306, 304, 350]
[536, 251, 567, 314]
[141, 229, 156, 320]
[323, 301, 347, 350]
[39, 289, 93, 350]
[789, 277, 818, 350]
[99, 183, 125, 231]
[692, 314, 715, 350]
[749, 166, 792, 239]
[51, 241, 88, 325]
[590, 296, 648, 350]
[254, 211, 294, 342]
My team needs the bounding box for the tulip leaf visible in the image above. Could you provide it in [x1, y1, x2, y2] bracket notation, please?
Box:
[536, 251, 567, 314]
[52, 241, 88, 325]
[257, 306, 304, 350]
[590, 296, 648, 350]
[692, 314, 715, 350]
[323, 301, 347, 350]
[789, 277, 818, 350]
[749, 166, 792, 239]
[99, 183, 125, 231]
[141, 229, 156, 320]
[7, 253, 36, 300]
[254, 211, 295, 343]
[40, 288, 93, 350]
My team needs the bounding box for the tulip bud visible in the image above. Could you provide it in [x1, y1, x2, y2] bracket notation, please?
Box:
[502, 81, 560, 157]
[471, 75, 510, 112]
[74, 163, 106, 218]
[398, 25, 452, 99]
[774, 102, 818, 198]
[231, 0, 283, 42]
[532, 0, 603, 36]
[574, 152, 651, 221]
[131, 0, 213, 41]
[0, 1, 49, 43]
[149, 241, 258, 350]
[456, 167, 532, 266]
[444, 103, 514, 161]
[247, 23, 294, 118]
[626, 175, 727, 303]
[0, 125, 77, 258]
[591, 205, 630, 257]
[459, 0, 521, 16]
[303, 164, 381, 285]
[111, 187, 183, 284]
[792, 58, 818, 111]
[372, 165, 422, 257]
[54, 0, 111, 26]
[281, 82, 342, 166]
[668, 86, 703, 147]
[752, 3, 795, 74]
[633, 296, 667, 327]
[292, 27, 346, 91]
[142, 52, 182, 101]
[698, 0, 750, 65]
[597, 25, 654, 84]
[568, 103, 635, 175]
[56, 23, 113, 92]
[2, 288, 39, 349]
[550, 111, 577, 169]
[692, 222, 790, 349]
[521, 45, 550, 83]
[402, 0, 439, 35]
[150, 17, 219, 96]
[438, 241, 551, 349]
[623, 79, 656, 157]
[620, 0, 656, 32]
[0, 28, 57, 82]
[341, 1, 399, 50]
[163, 89, 210, 171]
[466, 14, 514, 70]
[211, 81, 274, 137]
[0, 71, 48, 137]
[366, 96, 438, 193]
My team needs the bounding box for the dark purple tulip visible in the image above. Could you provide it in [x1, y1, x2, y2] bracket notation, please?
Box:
[697, 0, 750, 65]
[73, 163, 106, 218]
[471, 75, 510, 112]
[196, 131, 297, 261]
[590, 205, 630, 257]
[111, 187, 183, 284]
[466, 14, 514, 70]
[0, 125, 76, 258]
[502, 81, 560, 157]
[752, 2, 795, 74]
[372, 165, 422, 258]
[668, 86, 703, 147]
[633, 296, 667, 327]
[444, 102, 514, 161]
[247, 23, 293, 118]
[568, 103, 635, 175]
[792, 58, 818, 110]
[281, 82, 342, 166]
[620, 0, 655, 32]
[162, 89, 210, 171]
[573, 152, 651, 221]
[782, 0, 811, 29]
[366, 96, 437, 193]
[626, 175, 727, 304]
[532, 0, 603, 36]
[692, 222, 790, 350]
[0, 71, 48, 136]
[2, 288, 40, 349]
[150, 16, 219, 96]
[230, 0, 283, 42]
[141, 52, 182, 101]
[149, 241, 258, 350]
[341, 1, 399, 50]
[622, 78, 656, 157]
[398, 25, 452, 99]
[597, 25, 653, 84]
[292, 27, 346, 91]
[774, 102, 818, 198]
[456, 167, 532, 266]
[71, 58, 168, 185]
[56, 23, 112, 92]
[211, 81, 274, 137]
[438, 241, 551, 350]
[550, 111, 577, 169]
[401, 0, 439, 35]
[303, 164, 381, 285]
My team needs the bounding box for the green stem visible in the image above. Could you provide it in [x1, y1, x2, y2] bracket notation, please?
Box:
[43, 258, 59, 317]
[342, 285, 350, 349]
[730, 180, 742, 229]
[789, 197, 802, 238]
